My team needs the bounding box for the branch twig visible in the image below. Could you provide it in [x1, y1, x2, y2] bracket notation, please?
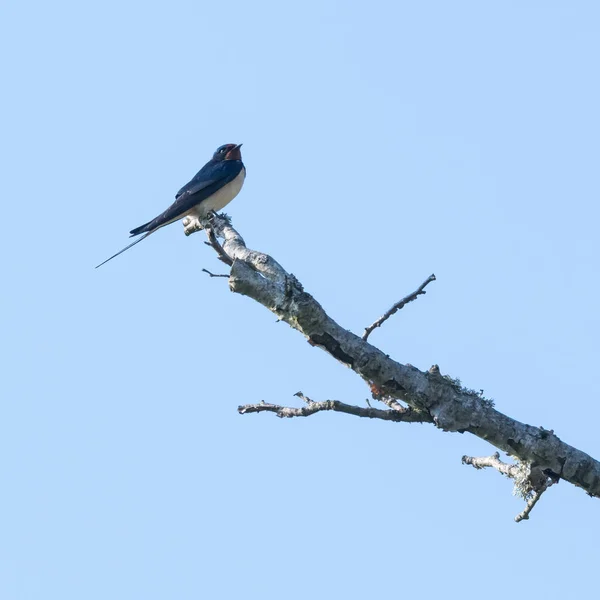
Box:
[205, 226, 233, 266]
[514, 482, 552, 523]
[363, 274, 436, 340]
[181, 213, 234, 265]
[238, 394, 433, 423]
[202, 268, 229, 278]
[462, 452, 555, 522]
[376, 396, 410, 412]
[461, 452, 520, 477]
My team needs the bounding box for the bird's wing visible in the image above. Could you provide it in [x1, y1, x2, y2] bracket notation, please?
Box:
[174, 160, 217, 199]
[129, 161, 243, 237]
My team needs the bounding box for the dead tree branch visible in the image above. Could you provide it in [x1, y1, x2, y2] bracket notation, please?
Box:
[190, 213, 600, 520]
[514, 485, 551, 523]
[462, 452, 556, 522]
[461, 452, 521, 477]
[363, 273, 437, 340]
[238, 393, 433, 423]
[202, 268, 229, 278]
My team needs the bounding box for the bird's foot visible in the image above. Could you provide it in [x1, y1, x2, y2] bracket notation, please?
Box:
[207, 210, 231, 225]
[183, 215, 204, 236]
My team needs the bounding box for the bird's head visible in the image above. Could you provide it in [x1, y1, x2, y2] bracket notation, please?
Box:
[213, 143, 243, 162]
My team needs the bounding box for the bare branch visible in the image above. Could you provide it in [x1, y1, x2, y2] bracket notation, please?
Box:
[514, 482, 552, 523]
[515, 486, 548, 523]
[205, 226, 233, 266]
[192, 214, 600, 513]
[202, 268, 229, 278]
[377, 396, 412, 412]
[238, 396, 433, 423]
[462, 452, 556, 521]
[181, 213, 234, 265]
[294, 391, 315, 404]
[461, 452, 520, 478]
[363, 274, 437, 340]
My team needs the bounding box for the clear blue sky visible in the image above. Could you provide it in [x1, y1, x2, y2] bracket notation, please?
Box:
[1, 1, 599, 598]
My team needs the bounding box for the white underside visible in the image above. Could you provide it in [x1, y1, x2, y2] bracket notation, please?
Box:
[187, 167, 246, 220]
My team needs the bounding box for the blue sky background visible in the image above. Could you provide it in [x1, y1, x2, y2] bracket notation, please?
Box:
[1, 1, 599, 598]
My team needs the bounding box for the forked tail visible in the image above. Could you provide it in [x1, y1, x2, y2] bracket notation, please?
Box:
[95, 231, 152, 268]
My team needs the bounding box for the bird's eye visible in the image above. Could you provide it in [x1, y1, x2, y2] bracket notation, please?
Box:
[219, 147, 227, 154]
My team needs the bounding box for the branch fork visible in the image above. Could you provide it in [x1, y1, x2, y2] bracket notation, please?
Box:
[462, 453, 556, 522]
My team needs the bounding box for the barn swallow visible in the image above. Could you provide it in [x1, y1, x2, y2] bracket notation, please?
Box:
[96, 143, 245, 268]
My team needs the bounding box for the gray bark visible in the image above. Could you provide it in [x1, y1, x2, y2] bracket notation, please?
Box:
[189, 214, 600, 515]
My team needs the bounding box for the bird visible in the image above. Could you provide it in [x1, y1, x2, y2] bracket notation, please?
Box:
[95, 143, 245, 268]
